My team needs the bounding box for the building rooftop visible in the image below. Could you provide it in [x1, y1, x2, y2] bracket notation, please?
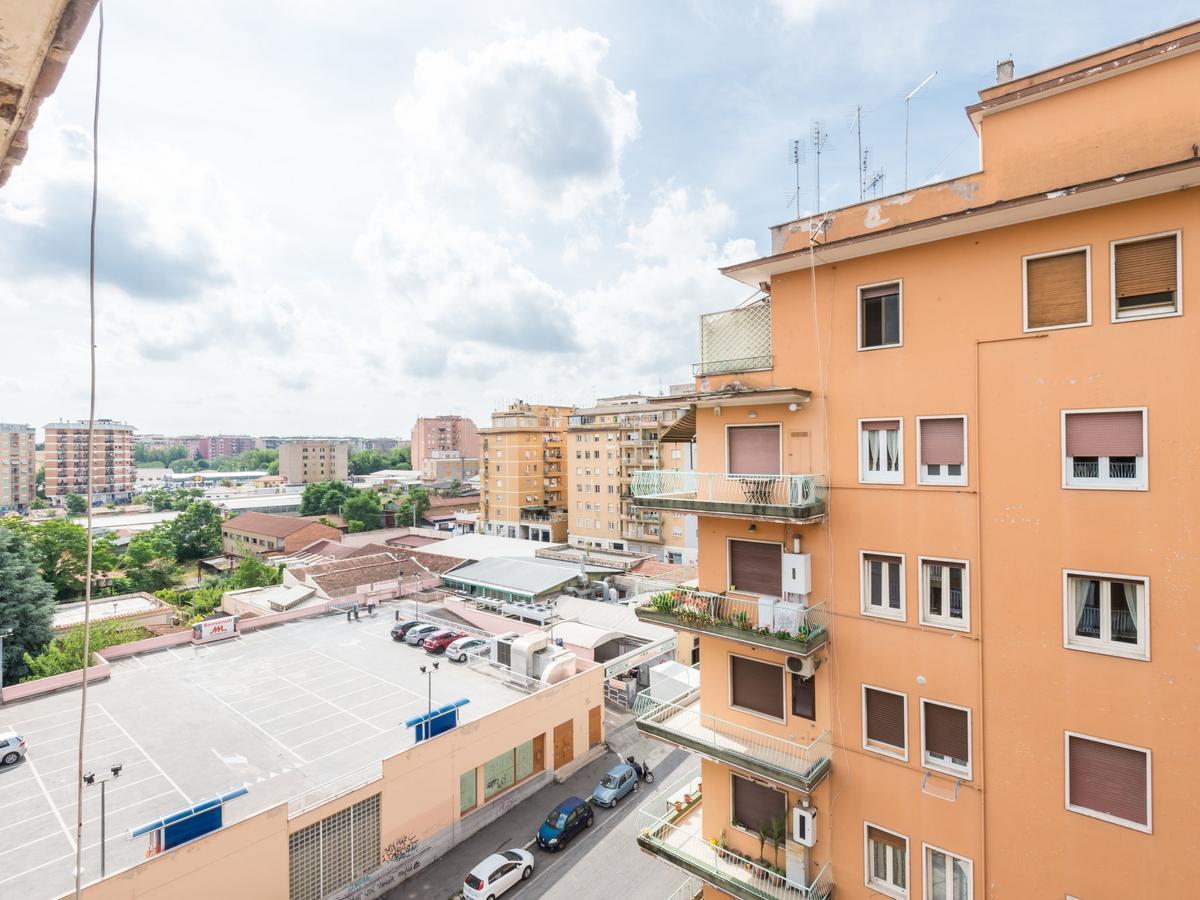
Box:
[416, 532, 552, 560]
[217, 494, 304, 513]
[443, 556, 621, 598]
[223, 511, 337, 538]
[51, 591, 168, 630]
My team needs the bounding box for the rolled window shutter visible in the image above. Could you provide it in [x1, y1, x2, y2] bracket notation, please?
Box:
[1026, 251, 1088, 328]
[732, 774, 788, 835]
[865, 688, 906, 749]
[1115, 236, 1177, 303]
[860, 283, 900, 301]
[1065, 411, 1143, 457]
[728, 425, 781, 475]
[867, 826, 906, 852]
[924, 703, 970, 762]
[862, 419, 900, 431]
[920, 418, 965, 466]
[1068, 735, 1148, 825]
[730, 655, 785, 719]
[729, 539, 783, 595]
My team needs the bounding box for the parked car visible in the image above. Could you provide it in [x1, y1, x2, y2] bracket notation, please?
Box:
[0, 732, 27, 766]
[390, 620, 424, 642]
[422, 630, 466, 654]
[446, 636, 491, 662]
[404, 623, 441, 646]
[463, 848, 534, 900]
[591, 762, 638, 808]
[536, 796, 593, 851]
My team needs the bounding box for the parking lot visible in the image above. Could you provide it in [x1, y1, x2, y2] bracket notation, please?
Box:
[0, 607, 528, 899]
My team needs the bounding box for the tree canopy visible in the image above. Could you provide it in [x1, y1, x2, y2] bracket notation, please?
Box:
[120, 529, 182, 593]
[299, 481, 356, 516]
[342, 490, 383, 533]
[167, 500, 223, 560]
[161, 554, 282, 620]
[0, 518, 120, 600]
[388, 486, 431, 527]
[0, 526, 56, 683]
[21, 620, 150, 682]
[64, 492, 88, 516]
[349, 446, 411, 475]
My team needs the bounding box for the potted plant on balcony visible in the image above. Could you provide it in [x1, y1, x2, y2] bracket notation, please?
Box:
[767, 816, 787, 886]
[733, 611, 752, 631]
[756, 826, 767, 871]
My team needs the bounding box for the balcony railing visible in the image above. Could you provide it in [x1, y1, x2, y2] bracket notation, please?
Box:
[636, 587, 828, 656]
[694, 300, 773, 377]
[631, 471, 825, 522]
[633, 693, 832, 793]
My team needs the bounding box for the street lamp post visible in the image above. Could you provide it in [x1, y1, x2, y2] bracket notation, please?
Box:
[0, 628, 13, 705]
[83, 763, 123, 877]
[418, 661, 439, 717]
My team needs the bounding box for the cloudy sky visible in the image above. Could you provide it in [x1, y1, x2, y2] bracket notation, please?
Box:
[1, 1, 1191, 439]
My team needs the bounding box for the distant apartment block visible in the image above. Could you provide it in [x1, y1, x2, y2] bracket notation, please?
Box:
[420, 451, 481, 484]
[566, 396, 697, 564]
[0, 423, 36, 513]
[278, 439, 349, 484]
[184, 434, 257, 459]
[362, 437, 401, 452]
[44, 419, 135, 505]
[480, 401, 572, 542]
[411, 415, 480, 470]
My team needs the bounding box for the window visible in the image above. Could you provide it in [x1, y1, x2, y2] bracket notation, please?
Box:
[731, 773, 787, 835]
[859, 281, 902, 349]
[862, 552, 905, 620]
[1024, 247, 1090, 330]
[923, 845, 972, 900]
[921, 700, 972, 779]
[860, 419, 903, 484]
[459, 769, 477, 814]
[1063, 571, 1148, 660]
[863, 686, 907, 759]
[1111, 231, 1180, 320]
[730, 654, 785, 720]
[865, 823, 908, 898]
[1062, 408, 1146, 490]
[920, 559, 968, 631]
[728, 539, 783, 596]
[482, 738, 542, 800]
[727, 424, 781, 475]
[1065, 732, 1151, 832]
[917, 417, 966, 486]
[792, 673, 815, 720]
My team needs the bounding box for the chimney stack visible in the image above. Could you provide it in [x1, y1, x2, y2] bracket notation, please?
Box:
[996, 57, 1014, 85]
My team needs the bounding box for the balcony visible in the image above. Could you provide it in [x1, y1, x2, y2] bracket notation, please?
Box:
[636, 587, 828, 656]
[519, 507, 565, 524]
[631, 471, 825, 523]
[633, 693, 832, 793]
[694, 299, 773, 377]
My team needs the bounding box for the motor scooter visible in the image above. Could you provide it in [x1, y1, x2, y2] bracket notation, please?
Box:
[625, 755, 654, 784]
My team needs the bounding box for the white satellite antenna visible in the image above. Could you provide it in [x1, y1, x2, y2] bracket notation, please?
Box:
[904, 70, 937, 190]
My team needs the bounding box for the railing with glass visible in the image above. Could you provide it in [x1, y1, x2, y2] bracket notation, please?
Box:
[631, 471, 825, 516]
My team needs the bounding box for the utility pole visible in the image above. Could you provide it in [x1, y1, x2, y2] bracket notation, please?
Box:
[83, 764, 123, 877]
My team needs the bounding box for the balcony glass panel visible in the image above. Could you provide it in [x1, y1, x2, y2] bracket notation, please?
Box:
[631, 471, 825, 522]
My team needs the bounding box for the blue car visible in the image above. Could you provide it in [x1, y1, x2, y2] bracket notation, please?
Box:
[535, 796, 593, 851]
[591, 763, 638, 808]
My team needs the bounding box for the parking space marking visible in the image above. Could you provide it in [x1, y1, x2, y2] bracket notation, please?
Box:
[31, 731, 131, 765]
[273, 711, 351, 740]
[308, 648, 426, 699]
[96, 704, 191, 805]
[4, 707, 81, 728]
[20, 755, 75, 851]
[275, 674, 384, 735]
[203, 688, 308, 765]
[290, 722, 373, 756]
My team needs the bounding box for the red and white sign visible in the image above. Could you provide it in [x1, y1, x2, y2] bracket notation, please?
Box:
[193, 616, 239, 644]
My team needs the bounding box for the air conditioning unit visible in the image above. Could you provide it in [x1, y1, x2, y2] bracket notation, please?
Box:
[782, 552, 812, 596]
[785, 655, 816, 678]
[792, 806, 816, 847]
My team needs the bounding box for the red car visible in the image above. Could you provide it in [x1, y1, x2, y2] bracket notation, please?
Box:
[422, 629, 467, 654]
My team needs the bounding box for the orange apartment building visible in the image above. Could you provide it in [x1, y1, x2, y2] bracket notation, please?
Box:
[631, 22, 1200, 900]
[566, 395, 698, 564]
[411, 414, 481, 470]
[44, 418, 135, 505]
[479, 401, 573, 542]
[0, 422, 36, 512]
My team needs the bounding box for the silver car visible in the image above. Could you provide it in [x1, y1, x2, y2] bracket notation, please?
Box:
[0, 732, 27, 766]
[446, 636, 491, 662]
[404, 623, 441, 646]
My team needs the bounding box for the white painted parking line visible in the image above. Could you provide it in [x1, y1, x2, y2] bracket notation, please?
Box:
[226, 683, 295, 711]
[202, 688, 308, 764]
[3, 706, 82, 728]
[273, 711, 351, 740]
[32, 732, 132, 764]
[255, 700, 327, 727]
[290, 722, 373, 756]
[81, 789, 178, 826]
[275, 674, 384, 736]
[19, 755, 74, 851]
[308, 648, 426, 698]
[0, 808, 54, 835]
[96, 705, 191, 805]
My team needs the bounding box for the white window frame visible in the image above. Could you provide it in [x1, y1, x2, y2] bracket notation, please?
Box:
[1109, 229, 1182, 323]
[861, 684, 909, 761]
[918, 556, 970, 632]
[857, 279, 904, 351]
[1022, 245, 1092, 333]
[1061, 407, 1148, 491]
[860, 550, 906, 621]
[858, 418, 904, 485]
[919, 698, 973, 780]
[728, 652, 788, 724]
[1064, 731, 1153, 833]
[922, 843, 973, 900]
[1061, 569, 1149, 661]
[915, 415, 967, 486]
[864, 820, 910, 898]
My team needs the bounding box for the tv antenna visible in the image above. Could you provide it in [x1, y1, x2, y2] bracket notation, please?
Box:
[786, 139, 804, 218]
[904, 70, 937, 190]
[809, 121, 830, 212]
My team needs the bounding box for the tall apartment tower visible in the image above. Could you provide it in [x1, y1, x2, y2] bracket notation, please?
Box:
[630, 22, 1198, 900]
[566, 395, 697, 564]
[185, 435, 257, 459]
[479, 401, 572, 542]
[278, 440, 350, 484]
[410, 416, 480, 471]
[44, 419, 135, 505]
[0, 423, 36, 512]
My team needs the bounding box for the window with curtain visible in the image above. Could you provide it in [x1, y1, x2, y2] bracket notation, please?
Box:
[918, 417, 966, 485]
[859, 282, 902, 349]
[1063, 409, 1146, 489]
[1113, 232, 1179, 319]
[866, 825, 908, 896]
[1025, 248, 1089, 330]
[1065, 572, 1147, 659]
[925, 846, 972, 900]
[860, 420, 903, 484]
[863, 553, 905, 620]
[921, 559, 968, 630]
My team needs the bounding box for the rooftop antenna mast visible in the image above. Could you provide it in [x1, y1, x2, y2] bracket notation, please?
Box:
[904, 70, 937, 190]
[854, 106, 863, 202]
[809, 121, 830, 212]
[787, 139, 804, 219]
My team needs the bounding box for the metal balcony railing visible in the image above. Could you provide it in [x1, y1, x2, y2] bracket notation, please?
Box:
[633, 693, 832, 792]
[694, 300, 773, 377]
[631, 471, 825, 522]
[637, 587, 828, 655]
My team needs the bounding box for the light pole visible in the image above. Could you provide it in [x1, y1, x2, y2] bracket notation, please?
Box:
[83, 763, 123, 877]
[0, 628, 12, 705]
[419, 661, 439, 717]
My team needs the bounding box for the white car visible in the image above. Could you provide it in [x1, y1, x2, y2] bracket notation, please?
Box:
[463, 848, 534, 899]
[446, 636, 491, 662]
[0, 732, 27, 766]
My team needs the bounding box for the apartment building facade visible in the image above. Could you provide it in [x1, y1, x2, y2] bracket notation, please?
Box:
[411, 415, 480, 470]
[278, 440, 350, 484]
[184, 434, 256, 459]
[480, 401, 572, 542]
[631, 23, 1199, 900]
[566, 395, 698, 564]
[420, 450, 481, 484]
[44, 419, 135, 505]
[0, 423, 36, 512]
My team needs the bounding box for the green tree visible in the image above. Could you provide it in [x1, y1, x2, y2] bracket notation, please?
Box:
[35, 466, 45, 493]
[0, 518, 120, 600]
[134, 444, 189, 467]
[178, 554, 282, 619]
[64, 492, 88, 516]
[30, 498, 48, 510]
[391, 487, 431, 526]
[121, 528, 182, 593]
[349, 450, 388, 476]
[169, 457, 197, 473]
[342, 490, 382, 533]
[168, 500, 223, 560]
[299, 481, 355, 516]
[21, 620, 150, 681]
[0, 526, 56, 683]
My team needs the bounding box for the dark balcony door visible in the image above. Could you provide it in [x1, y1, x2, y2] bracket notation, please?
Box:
[727, 425, 781, 475]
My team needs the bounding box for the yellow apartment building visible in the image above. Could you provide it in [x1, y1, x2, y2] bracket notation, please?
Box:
[278, 440, 350, 484]
[631, 21, 1200, 900]
[566, 395, 698, 564]
[0, 423, 36, 512]
[479, 401, 573, 542]
[44, 419, 135, 505]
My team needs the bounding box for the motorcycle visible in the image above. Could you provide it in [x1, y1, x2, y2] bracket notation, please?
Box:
[625, 755, 654, 784]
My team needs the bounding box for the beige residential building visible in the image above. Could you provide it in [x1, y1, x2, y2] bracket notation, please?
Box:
[480, 401, 572, 542]
[44, 419, 135, 505]
[566, 396, 697, 564]
[278, 439, 349, 484]
[0, 423, 36, 512]
[419, 451, 481, 484]
[411, 415, 480, 470]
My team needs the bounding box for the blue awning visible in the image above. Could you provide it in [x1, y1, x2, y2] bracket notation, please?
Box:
[404, 697, 469, 728]
[129, 786, 248, 838]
